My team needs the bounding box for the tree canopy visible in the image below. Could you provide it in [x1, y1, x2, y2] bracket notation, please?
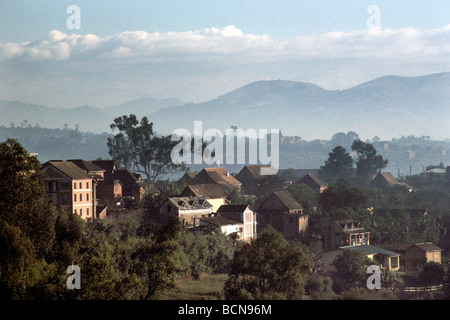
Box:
[352, 139, 388, 182]
[318, 145, 355, 183]
[107, 114, 184, 182]
[223, 226, 313, 300]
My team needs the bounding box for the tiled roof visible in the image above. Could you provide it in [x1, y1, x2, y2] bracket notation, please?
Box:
[238, 165, 274, 179]
[272, 190, 302, 210]
[181, 184, 226, 198]
[297, 173, 328, 187]
[194, 168, 242, 189]
[415, 242, 442, 252]
[371, 172, 413, 189]
[168, 197, 212, 210]
[68, 159, 105, 173]
[43, 161, 92, 180]
[279, 169, 320, 181]
[91, 160, 119, 180]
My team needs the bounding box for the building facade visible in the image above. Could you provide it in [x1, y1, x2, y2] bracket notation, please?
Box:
[41, 161, 95, 221]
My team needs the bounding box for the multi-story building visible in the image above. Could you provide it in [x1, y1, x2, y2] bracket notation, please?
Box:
[257, 190, 308, 239]
[41, 161, 95, 221]
[323, 219, 370, 251]
[159, 196, 212, 227]
[216, 204, 256, 242]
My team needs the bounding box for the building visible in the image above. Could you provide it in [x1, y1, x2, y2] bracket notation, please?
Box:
[41, 161, 95, 220]
[159, 196, 212, 227]
[370, 172, 413, 191]
[279, 169, 320, 185]
[216, 204, 256, 242]
[320, 220, 400, 272]
[257, 190, 308, 239]
[179, 171, 200, 185]
[68, 159, 123, 208]
[297, 173, 328, 193]
[235, 165, 277, 195]
[198, 216, 244, 239]
[382, 242, 442, 272]
[192, 167, 242, 191]
[113, 169, 155, 202]
[340, 245, 400, 271]
[180, 184, 227, 213]
[323, 220, 370, 252]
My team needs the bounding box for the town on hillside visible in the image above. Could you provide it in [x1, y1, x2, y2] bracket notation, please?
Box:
[38, 150, 450, 293]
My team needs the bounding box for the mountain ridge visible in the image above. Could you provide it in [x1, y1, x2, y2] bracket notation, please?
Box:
[0, 72, 449, 140]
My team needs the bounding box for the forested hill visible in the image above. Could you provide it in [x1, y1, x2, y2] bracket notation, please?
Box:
[1, 126, 449, 179]
[0, 125, 111, 163]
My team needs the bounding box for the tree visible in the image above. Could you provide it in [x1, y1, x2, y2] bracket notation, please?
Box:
[351, 139, 388, 182]
[331, 131, 359, 150]
[107, 114, 184, 183]
[332, 249, 373, 293]
[286, 183, 318, 210]
[223, 226, 313, 300]
[318, 183, 369, 213]
[318, 146, 355, 183]
[418, 262, 445, 286]
[0, 139, 59, 299]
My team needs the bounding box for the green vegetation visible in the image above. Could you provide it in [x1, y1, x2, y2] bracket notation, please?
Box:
[107, 114, 185, 183]
[2, 135, 450, 301]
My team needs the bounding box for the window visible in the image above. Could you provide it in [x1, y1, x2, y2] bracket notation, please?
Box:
[74, 182, 76, 189]
[80, 209, 83, 216]
[391, 256, 399, 268]
[79, 182, 82, 189]
[87, 193, 89, 201]
[87, 208, 89, 216]
[74, 194, 77, 202]
[74, 209, 77, 214]
[86, 182, 89, 189]
[80, 194, 82, 201]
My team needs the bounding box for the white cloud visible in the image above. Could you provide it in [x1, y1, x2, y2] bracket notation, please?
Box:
[1, 25, 449, 64]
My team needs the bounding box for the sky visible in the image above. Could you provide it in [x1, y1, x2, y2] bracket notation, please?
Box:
[0, 0, 449, 108]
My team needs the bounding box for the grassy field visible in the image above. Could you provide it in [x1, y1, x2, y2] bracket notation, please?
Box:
[162, 273, 228, 300]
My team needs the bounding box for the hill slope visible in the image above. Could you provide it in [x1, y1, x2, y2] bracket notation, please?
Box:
[1, 72, 449, 140]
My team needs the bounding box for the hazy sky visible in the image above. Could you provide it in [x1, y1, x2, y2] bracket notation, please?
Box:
[0, 0, 449, 108]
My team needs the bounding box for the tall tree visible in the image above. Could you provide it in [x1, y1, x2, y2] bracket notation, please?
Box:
[318, 146, 355, 183]
[223, 226, 313, 300]
[0, 139, 57, 299]
[351, 139, 388, 182]
[107, 114, 184, 183]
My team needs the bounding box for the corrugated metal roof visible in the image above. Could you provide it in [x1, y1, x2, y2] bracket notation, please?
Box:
[340, 244, 400, 257]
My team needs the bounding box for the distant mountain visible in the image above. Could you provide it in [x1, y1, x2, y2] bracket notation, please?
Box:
[103, 97, 185, 119]
[0, 97, 186, 134]
[1, 72, 449, 140]
[148, 72, 450, 140]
